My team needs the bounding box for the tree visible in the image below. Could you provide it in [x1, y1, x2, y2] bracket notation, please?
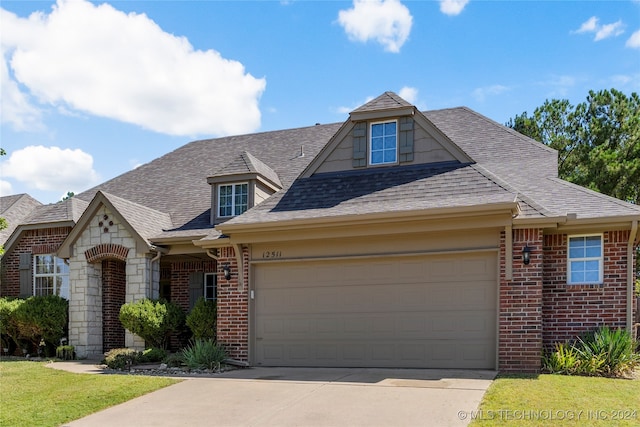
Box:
[508, 89, 639, 205]
[62, 191, 75, 201]
[508, 89, 640, 280]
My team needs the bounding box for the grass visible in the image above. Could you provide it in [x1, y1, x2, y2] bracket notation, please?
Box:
[470, 373, 640, 426]
[0, 360, 180, 427]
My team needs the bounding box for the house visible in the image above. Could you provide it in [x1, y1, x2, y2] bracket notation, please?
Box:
[0, 194, 42, 250]
[1, 92, 638, 372]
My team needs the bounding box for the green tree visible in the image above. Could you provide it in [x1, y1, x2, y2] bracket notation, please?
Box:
[508, 89, 639, 205]
[62, 191, 75, 201]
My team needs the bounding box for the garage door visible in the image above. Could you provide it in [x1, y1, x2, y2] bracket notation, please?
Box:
[253, 252, 497, 369]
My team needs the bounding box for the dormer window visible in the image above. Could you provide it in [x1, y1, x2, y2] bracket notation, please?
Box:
[369, 120, 397, 165]
[218, 183, 248, 217]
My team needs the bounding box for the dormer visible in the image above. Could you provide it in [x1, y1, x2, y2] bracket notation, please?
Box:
[301, 92, 473, 178]
[207, 151, 282, 224]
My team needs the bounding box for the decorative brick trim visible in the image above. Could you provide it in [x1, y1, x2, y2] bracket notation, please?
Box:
[84, 243, 130, 263]
[32, 244, 62, 255]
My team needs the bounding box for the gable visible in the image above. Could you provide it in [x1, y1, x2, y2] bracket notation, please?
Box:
[301, 94, 472, 178]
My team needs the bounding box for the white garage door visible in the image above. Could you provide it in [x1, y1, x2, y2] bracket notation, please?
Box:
[253, 252, 497, 369]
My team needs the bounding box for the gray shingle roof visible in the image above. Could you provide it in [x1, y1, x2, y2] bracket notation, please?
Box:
[0, 194, 42, 245]
[212, 151, 282, 188]
[352, 91, 413, 113]
[76, 123, 342, 229]
[99, 191, 173, 244]
[22, 197, 89, 225]
[12, 92, 638, 243]
[225, 162, 518, 225]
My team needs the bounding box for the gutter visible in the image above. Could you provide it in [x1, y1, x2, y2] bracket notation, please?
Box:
[627, 220, 638, 333]
[148, 246, 167, 299]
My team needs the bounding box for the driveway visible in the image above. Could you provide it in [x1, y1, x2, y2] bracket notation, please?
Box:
[61, 366, 495, 427]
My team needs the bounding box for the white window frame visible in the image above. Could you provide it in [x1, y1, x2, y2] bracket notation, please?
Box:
[369, 120, 398, 166]
[204, 272, 217, 302]
[567, 234, 603, 285]
[218, 182, 249, 218]
[33, 254, 69, 299]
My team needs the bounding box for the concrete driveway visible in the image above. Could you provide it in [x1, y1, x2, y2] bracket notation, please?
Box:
[60, 366, 495, 427]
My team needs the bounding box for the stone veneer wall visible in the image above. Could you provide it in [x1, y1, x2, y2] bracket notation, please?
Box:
[69, 206, 151, 358]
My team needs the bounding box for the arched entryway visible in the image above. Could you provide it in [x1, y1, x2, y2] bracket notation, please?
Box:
[102, 259, 126, 351]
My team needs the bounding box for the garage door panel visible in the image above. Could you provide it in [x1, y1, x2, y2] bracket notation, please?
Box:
[255, 253, 496, 369]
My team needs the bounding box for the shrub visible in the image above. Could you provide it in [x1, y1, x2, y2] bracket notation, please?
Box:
[56, 345, 75, 360]
[186, 297, 217, 340]
[543, 343, 581, 375]
[13, 295, 68, 352]
[103, 348, 140, 370]
[575, 327, 639, 377]
[163, 352, 184, 368]
[543, 327, 640, 377]
[119, 299, 185, 349]
[180, 339, 227, 371]
[0, 297, 24, 352]
[138, 347, 167, 363]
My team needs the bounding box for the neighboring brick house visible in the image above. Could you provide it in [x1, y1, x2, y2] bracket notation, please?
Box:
[1, 92, 638, 372]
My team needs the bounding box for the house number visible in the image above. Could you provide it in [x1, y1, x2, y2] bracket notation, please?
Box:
[262, 251, 282, 259]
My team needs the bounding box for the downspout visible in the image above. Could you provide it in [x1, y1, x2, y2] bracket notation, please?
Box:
[627, 220, 638, 333]
[149, 248, 162, 299]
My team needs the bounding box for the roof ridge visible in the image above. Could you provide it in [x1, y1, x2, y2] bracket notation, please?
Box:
[470, 164, 555, 217]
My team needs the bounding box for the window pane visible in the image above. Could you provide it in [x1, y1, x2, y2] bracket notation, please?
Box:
[571, 261, 585, 273]
[371, 151, 383, 164]
[384, 150, 397, 163]
[569, 246, 584, 258]
[384, 122, 396, 134]
[384, 136, 395, 149]
[371, 123, 383, 137]
[371, 137, 383, 151]
[571, 271, 584, 283]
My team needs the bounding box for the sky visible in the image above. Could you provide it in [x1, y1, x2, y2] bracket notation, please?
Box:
[1, 0, 639, 205]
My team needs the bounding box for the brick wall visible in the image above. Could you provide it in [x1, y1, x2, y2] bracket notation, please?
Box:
[216, 246, 249, 362]
[542, 231, 630, 348]
[102, 259, 126, 351]
[499, 228, 544, 372]
[1, 227, 72, 296]
[168, 260, 218, 313]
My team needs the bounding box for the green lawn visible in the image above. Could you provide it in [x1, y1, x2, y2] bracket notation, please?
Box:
[0, 360, 180, 427]
[470, 373, 640, 426]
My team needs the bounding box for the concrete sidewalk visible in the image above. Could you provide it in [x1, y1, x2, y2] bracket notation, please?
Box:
[48, 362, 495, 427]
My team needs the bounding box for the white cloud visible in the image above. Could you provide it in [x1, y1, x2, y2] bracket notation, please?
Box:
[337, 0, 413, 53]
[1, 0, 266, 137]
[1, 45, 43, 132]
[472, 85, 509, 102]
[0, 180, 13, 197]
[595, 20, 624, 41]
[626, 29, 640, 48]
[398, 86, 418, 104]
[573, 16, 625, 41]
[1, 145, 100, 192]
[439, 0, 469, 16]
[575, 16, 599, 34]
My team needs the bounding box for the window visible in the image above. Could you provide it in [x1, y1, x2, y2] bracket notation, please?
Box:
[218, 183, 248, 217]
[33, 254, 69, 299]
[568, 235, 603, 284]
[369, 121, 397, 165]
[204, 273, 217, 301]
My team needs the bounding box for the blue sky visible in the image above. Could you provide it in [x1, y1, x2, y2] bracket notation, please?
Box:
[1, 0, 639, 204]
